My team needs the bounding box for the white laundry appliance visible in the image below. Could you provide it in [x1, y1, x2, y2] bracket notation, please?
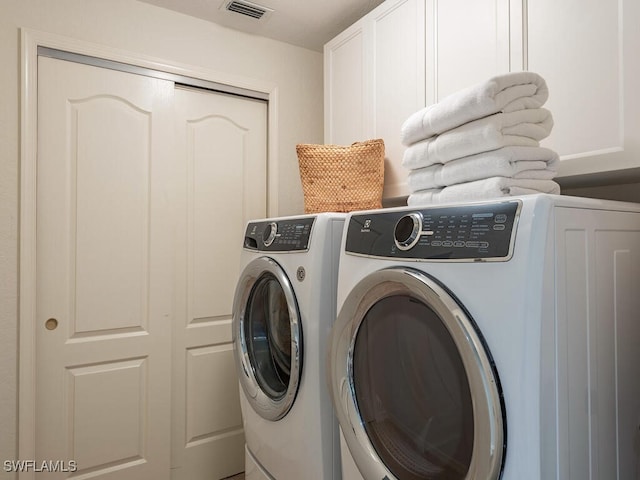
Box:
[232, 213, 345, 480]
[328, 194, 640, 480]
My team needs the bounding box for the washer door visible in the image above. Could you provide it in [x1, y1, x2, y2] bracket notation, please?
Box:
[233, 256, 302, 421]
[329, 267, 505, 480]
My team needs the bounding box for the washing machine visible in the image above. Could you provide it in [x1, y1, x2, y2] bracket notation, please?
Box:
[232, 212, 345, 480]
[328, 194, 640, 480]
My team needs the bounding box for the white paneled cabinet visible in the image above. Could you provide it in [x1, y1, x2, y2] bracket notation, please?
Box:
[324, 23, 367, 147]
[427, 0, 510, 102]
[326, 0, 640, 199]
[325, 0, 425, 199]
[520, 0, 640, 181]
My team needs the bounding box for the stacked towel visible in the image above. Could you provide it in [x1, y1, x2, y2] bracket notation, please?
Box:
[407, 177, 561, 206]
[401, 72, 560, 205]
[401, 71, 549, 145]
[407, 146, 559, 191]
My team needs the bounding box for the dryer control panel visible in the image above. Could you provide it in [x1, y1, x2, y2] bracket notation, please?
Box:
[346, 201, 520, 261]
[243, 217, 315, 252]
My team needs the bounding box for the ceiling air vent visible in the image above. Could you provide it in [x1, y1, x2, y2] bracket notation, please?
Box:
[225, 0, 270, 20]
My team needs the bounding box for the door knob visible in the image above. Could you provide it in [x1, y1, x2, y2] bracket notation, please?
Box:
[45, 318, 58, 330]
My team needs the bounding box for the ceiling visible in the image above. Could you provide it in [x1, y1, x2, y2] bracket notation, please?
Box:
[138, 0, 386, 52]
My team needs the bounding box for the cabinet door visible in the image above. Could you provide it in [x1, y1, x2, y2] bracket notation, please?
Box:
[325, 0, 425, 200]
[371, 0, 426, 198]
[426, 0, 510, 102]
[324, 21, 367, 146]
[516, 0, 640, 179]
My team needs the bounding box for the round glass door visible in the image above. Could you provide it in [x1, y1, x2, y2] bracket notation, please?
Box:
[233, 256, 302, 421]
[329, 267, 505, 480]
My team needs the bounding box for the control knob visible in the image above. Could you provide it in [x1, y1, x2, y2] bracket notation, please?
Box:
[262, 222, 278, 247]
[394, 213, 423, 250]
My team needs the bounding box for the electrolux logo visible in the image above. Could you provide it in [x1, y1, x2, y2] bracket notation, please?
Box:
[361, 219, 372, 232]
[3, 460, 78, 473]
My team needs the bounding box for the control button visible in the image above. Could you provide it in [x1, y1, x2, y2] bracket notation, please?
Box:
[431, 241, 442, 247]
[442, 241, 453, 247]
[262, 222, 278, 247]
[495, 214, 508, 223]
[493, 224, 506, 231]
[394, 212, 423, 251]
[465, 241, 480, 248]
[479, 242, 489, 249]
[454, 241, 465, 247]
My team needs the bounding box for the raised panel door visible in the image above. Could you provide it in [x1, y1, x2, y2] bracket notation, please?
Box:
[36, 56, 174, 479]
[171, 86, 267, 480]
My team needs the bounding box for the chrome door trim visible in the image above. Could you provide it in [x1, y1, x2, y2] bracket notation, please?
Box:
[329, 267, 505, 480]
[232, 256, 302, 421]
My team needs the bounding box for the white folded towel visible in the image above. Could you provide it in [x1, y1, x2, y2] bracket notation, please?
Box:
[402, 108, 553, 170]
[401, 71, 549, 145]
[407, 177, 561, 205]
[406, 146, 559, 192]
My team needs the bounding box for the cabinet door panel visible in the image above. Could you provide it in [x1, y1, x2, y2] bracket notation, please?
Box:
[372, 0, 425, 198]
[527, 0, 619, 159]
[325, 25, 367, 146]
[429, 0, 510, 101]
[522, 0, 640, 179]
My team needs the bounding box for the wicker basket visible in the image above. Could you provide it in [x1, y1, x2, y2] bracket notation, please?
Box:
[296, 139, 385, 213]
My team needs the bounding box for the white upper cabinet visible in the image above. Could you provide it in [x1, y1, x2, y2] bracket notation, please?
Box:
[518, 0, 640, 180]
[324, 22, 367, 147]
[325, 0, 640, 199]
[427, 0, 510, 103]
[325, 0, 425, 199]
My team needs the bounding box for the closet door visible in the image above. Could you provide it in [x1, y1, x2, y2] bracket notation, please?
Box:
[171, 86, 268, 480]
[36, 56, 174, 479]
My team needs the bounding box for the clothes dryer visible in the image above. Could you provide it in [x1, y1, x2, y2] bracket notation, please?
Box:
[328, 194, 640, 480]
[233, 213, 345, 480]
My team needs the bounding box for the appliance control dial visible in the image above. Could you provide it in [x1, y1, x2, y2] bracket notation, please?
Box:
[262, 222, 278, 247]
[394, 212, 423, 250]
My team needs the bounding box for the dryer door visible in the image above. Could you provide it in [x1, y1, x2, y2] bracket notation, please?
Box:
[232, 256, 302, 421]
[329, 267, 505, 480]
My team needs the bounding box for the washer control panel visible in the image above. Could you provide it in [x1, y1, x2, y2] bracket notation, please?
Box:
[346, 201, 520, 261]
[244, 217, 315, 251]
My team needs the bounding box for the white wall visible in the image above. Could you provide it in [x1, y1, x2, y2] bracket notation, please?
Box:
[0, 0, 322, 473]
